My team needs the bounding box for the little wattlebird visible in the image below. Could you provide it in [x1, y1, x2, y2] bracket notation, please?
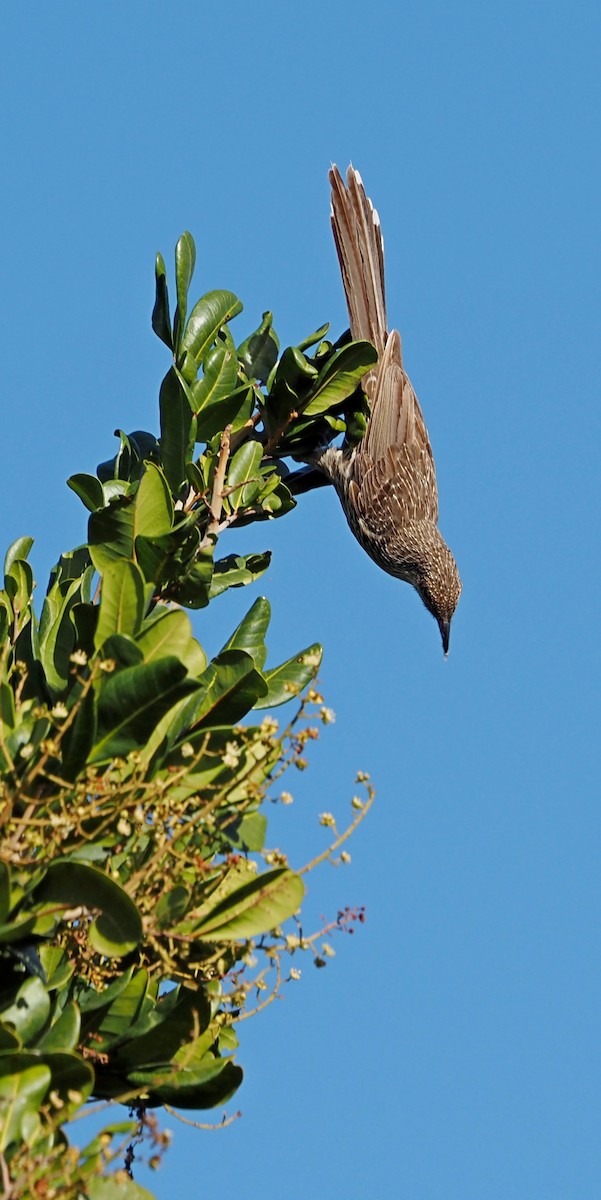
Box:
[312, 164, 462, 655]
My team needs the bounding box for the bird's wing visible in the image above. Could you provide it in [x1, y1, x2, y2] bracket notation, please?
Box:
[329, 164, 388, 363]
[357, 331, 439, 523]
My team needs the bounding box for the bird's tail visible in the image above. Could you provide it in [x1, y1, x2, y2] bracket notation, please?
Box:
[329, 164, 388, 358]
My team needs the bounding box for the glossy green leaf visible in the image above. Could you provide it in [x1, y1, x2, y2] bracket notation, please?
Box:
[303, 340, 378, 415]
[61, 685, 97, 780]
[38, 575, 83, 694]
[257, 641, 322, 708]
[88, 497, 136, 570]
[190, 649, 268, 728]
[128, 1055, 242, 1111]
[38, 945, 74, 991]
[134, 462, 174, 538]
[238, 311, 279, 384]
[159, 367, 195, 495]
[4, 536, 34, 575]
[195, 381, 254, 444]
[4, 558, 34, 615]
[0, 1025, 21, 1053]
[226, 439, 263, 510]
[227, 811, 267, 852]
[209, 551, 271, 598]
[135, 610, 206, 675]
[90, 655, 193, 762]
[34, 861, 143, 957]
[94, 559, 146, 650]
[155, 886, 190, 929]
[0, 978, 50, 1044]
[195, 868, 304, 940]
[151, 251, 172, 350]
[190, 342, 238, 414]
[220, 596, 270, 669]
[296, 321, 330, 352]
[173, 231, 196, 351]
[67, 472, 105, 513]
[169, 555, 214, 610]
[37, 1002, 80, 1052]
[179, 289, 243, 367]
[260, 478, 295, 517]
[78, 967, 136, 1013]
[0, 1063, 50, 1154]
[93, 969, 149, 1047]
[113, 984, 211, 1070]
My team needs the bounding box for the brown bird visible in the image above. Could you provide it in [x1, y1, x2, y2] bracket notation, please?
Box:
[313, 165, 462, 654]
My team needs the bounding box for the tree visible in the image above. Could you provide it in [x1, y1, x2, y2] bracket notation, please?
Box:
[0, 232, 375, 1197]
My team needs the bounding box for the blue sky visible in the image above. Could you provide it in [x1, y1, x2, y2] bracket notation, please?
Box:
[2, 2, 600, 1196]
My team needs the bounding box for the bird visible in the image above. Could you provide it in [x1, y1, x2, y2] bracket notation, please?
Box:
[312, 164, 462, 655]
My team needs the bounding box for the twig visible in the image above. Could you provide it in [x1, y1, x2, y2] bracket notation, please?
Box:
[163, 1105, 241, 1130]
[299, 786, 375, 875]
[200, 424, 231, 548]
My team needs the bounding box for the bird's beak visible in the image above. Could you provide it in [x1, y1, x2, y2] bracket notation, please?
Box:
[439, 620, 451, 656]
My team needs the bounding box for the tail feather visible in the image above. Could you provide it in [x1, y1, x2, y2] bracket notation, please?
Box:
[329, 165, 388, 360]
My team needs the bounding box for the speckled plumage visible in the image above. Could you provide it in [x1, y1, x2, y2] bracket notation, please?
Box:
[315, 165, 462, 654]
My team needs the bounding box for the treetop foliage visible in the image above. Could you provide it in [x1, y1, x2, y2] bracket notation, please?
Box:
[0, 231, 375, 1198]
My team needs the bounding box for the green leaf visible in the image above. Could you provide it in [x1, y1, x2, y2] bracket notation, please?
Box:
[220, 596, 270, 670]
[226, 811, 267, 852]
[4, 537, 34, 575]
[129, 1055, 242, 1111]
[303, 340, 378, 415]
[90, 656, 194, 763]
[0, 1063, 50, 1154]
[195, 868, 304, 940]
[179, 290, 243, 368]
[34, 861, 143, 957]
[37, 575, 81, 694]
[190, 649, 268, 727]
[257, 641, 322, 709]
[226, 440, 264, 510]
[38, 945, 74, 991]
[296, 321, 330, 352]
[134, 461, 174, 538]
[155, 886, 190, 929]
[194, 382, 254, 444]
[0, 978, 50, 1044]
[4, 558, 34, 615]
[168, 544, 214, 609]
[135, 610, 206, 676]
[173, 231, 196, 351]
[190, 342, 238, 414]
[61, 685, 97, 780]
[67, 472, 105, 512]
[92, 969, 149, 1047]
[95, 559, 146, 650]
[36, 1002, 80, 1052]
[88, 498, 136, 571]
[209, 551, 271, 598]
[152, 251, 172, 350]
[159, 367, 195, 495]
[113, 984, 211, 1070]
[238, 311, 279, 384]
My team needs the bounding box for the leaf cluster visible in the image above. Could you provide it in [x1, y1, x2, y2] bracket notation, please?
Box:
[0, 233, 374, 1198]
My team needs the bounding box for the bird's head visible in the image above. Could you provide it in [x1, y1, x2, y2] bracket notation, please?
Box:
[416, 531, 462, 656]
